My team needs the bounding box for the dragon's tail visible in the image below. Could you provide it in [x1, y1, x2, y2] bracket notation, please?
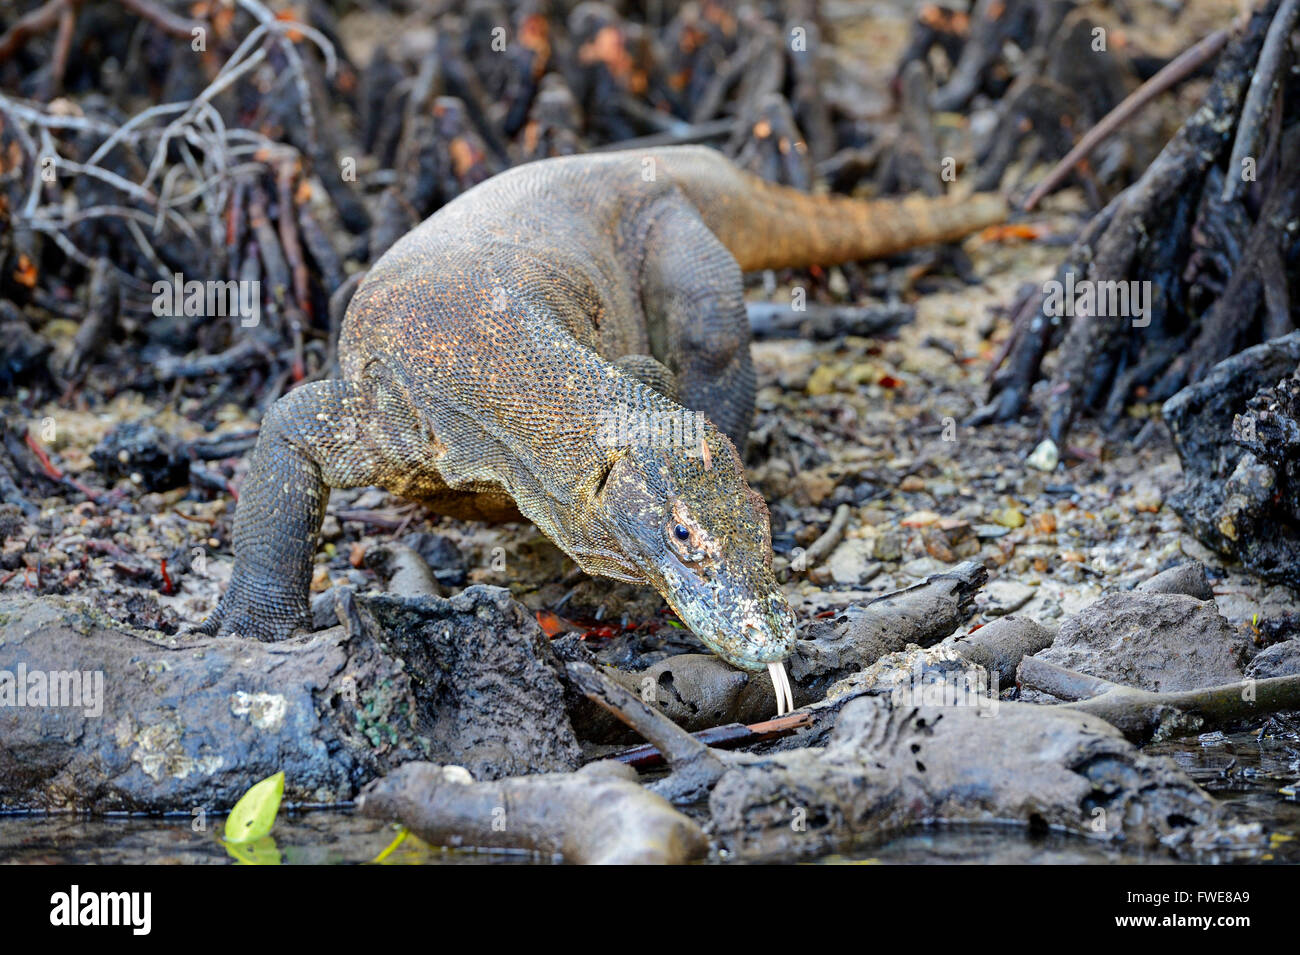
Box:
[649, 146, 1008, 272]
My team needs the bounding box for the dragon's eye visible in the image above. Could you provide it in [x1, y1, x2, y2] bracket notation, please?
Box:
[673, 524, 690, 542]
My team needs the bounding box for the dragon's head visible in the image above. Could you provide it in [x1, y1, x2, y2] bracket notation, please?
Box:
[578, 413, 798, 709]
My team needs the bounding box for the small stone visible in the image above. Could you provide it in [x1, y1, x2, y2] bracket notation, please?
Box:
[874, 530, 903, 562]
[923, 531, 954, 562]
[900, 557, 947, 578]
[1130, 480, 1163, 513]
[798, 471, 837, 506]
[979, 579, 1036, 617]
[900, 475, 926, 493]
[827, 538, 877, 586]
[806, 365, 840, 396]
[1026, 438, 1059, 472]
[992, 507, 1025, 528]
[900, 510, 941, 527]
[1136, 562, 1213, 601]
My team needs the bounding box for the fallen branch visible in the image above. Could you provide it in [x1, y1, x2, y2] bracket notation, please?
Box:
[792, 560, 988, 693]
[1022, 24, 1235, 211]
[611, 713, 812, 770]
[747, 302, 915, 340]
[567, 660, 730, 802]
[358, 760, 709, 864]
[802, 502, 851, 568]
[1222, 0, 1300, 202]
[1018, 656, 1300, 744]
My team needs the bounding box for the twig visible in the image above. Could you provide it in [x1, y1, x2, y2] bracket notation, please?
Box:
[49, 0, 76, 96]
[1019, 656, 1300, 745]
[118, 0, 206, 39]
[1017, 655, 1122, 700]
[566, 661, 722, 771]
[143, 47, 268, 188]
[0, 0, 64, 64]
[611, 713, 812, 769]
[802, 502, 851, 568]
[52, 156, 157, 204]
[1223, 0, 1300, 201]
[1022, 24, 1234, 211]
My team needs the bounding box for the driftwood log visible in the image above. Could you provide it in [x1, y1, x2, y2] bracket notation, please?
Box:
[1019, 656, 1300, 745]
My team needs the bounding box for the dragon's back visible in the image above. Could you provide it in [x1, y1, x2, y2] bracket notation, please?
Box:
[338, 154, 665, 391]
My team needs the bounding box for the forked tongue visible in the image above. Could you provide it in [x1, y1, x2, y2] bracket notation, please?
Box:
[767, 660, 794, 716]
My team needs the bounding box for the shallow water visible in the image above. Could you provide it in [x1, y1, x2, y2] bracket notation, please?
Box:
[3, 729, 1296, 865]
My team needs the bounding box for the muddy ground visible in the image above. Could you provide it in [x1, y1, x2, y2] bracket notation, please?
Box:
[8, 0, 1295, 660]
[2, 0, 1299, 863]
[12, 165, 1298, 673]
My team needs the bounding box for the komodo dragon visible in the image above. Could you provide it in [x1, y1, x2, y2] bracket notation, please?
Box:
[200, 145, 1006, 712]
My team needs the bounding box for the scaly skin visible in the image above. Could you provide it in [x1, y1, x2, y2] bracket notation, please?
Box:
[200, 146, 1006, 674]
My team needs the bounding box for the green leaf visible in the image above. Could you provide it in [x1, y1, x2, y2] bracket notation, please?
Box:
[224, 771, 284, 844]
[224, 835, 282, 866]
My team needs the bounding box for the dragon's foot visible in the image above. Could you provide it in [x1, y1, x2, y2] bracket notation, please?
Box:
[196, 569, 309, 641]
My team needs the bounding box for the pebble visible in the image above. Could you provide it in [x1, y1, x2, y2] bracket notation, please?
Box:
[992, 507, 1025, 528]
[1026, 438, 1059, 472]
[979, 579, 1037, 616]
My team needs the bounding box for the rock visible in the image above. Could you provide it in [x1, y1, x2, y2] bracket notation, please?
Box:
[826, 537, 876, 586]
[91, 421, 189, 492]
[1026, 438, 1059, 472]
[0, 584, 582, 811]
[1165, 332, 1300, 589]
[0, 593, 430, 812]
[708, 695, 1223, 861]
[1245, 640, 1300, 679]
[351, 586, 583, 780]
[1136, 562, 1214, 601]
[1035, 592, 1252, 692]
[978, 578, 1036, 616]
